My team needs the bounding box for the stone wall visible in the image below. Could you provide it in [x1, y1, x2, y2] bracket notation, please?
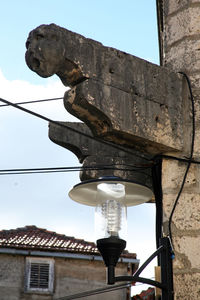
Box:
[0, 253, 129, 300]
[0, 254, 24, 300]
[53, 258, 128, 299]
[160, 1, 200, 299]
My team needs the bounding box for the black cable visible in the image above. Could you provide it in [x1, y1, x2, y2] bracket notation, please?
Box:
[151, 157, 163, 264]
[0, 164, 153, 176]
[55, 283, 131, 300]
[0, 163, 153, 173]
[0, 97, 150, 161]
[115, 245, 165, 289]
[168, 72, 195, 249]
[154, 154, 200, 165]
[21, 152, 200, 178]
[0, 97, 63, 107]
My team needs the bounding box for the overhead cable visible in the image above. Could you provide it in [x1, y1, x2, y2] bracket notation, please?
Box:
[0, 164, 153, 176]
[0, 97, 150, 161]
[154, 154, 200, 165]
[55, 283, 131, 300]
[0, 97, 63, 107]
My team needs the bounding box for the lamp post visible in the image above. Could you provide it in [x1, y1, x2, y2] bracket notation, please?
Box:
[69, 176, 174, 300]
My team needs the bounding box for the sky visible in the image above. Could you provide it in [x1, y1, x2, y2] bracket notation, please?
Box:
[0, 0, 159, 296]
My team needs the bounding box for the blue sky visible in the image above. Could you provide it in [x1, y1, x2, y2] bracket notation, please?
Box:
[1, 0, 159, 83]
[0, 0, 159, 295]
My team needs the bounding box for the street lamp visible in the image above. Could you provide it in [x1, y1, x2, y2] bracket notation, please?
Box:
[69, 176, 174, 299]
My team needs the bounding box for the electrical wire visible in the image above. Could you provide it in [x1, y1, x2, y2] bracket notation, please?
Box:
[154, 154, 200, 165]
[55, 283, 131, 300]
[0, 97, 150, 161]
[168, 72, 195, 249]
[0, 164, 153, 176]
[0, 97, 63, 107]
[0, 163, 153, 172]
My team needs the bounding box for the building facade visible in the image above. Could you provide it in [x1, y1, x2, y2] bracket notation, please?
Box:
[0, 226, 139, 300]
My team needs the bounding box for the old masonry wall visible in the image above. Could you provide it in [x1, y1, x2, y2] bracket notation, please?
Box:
[161, 1, 200, 299]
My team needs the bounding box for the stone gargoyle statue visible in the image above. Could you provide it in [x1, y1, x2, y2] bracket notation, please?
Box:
[25, 23, 183, 157]
[25, 23, 154, 185]
[25, 23, 90, 87]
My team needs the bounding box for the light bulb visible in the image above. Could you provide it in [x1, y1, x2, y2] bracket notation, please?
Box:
[68, 177, 153, 241]
[95, 182, 127, 240]
[102, 199, 122, 236]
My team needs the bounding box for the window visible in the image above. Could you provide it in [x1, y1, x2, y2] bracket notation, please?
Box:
[25, 257, 54, 293]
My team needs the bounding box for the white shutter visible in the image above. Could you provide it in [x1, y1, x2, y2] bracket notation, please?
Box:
[26, 257, 54, 293]
[30, 263, 49, 289]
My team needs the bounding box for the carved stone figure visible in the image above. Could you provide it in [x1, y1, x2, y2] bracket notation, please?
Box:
[25, 23, 183, 155]
[25, 23, 84, 86]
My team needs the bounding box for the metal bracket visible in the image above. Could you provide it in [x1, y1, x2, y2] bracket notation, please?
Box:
[108, 237, 174, 300]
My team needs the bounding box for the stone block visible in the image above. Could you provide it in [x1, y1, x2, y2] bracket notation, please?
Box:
[165, 6, 200, 46]
[164, 38, 200, 72]
[163, 193, 200, 231]
[163, 0, 200, 16]
[173, 273, 200, 300]
[173, 236, 200, 270]
[162, 159, 199, 193]
[164, 0, 189, 15]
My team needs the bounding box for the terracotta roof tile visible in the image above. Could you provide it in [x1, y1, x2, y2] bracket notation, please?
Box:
[0, 226, 136, 259]
[132, 287, 155, 299]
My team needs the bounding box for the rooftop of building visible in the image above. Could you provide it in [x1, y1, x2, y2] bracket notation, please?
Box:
[132, 287, 155, 300]
[0, 225, 136, 259]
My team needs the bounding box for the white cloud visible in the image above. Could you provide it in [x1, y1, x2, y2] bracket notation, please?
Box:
[0, 69, 66, 100]
[0, 69, 79, 121]
[0, 69, 81, 169]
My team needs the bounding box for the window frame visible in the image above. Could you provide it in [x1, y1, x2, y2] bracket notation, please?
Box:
[25, 257, 54, 293]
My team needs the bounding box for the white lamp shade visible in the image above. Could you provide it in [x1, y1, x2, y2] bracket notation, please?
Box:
[68, 178, 153, 207]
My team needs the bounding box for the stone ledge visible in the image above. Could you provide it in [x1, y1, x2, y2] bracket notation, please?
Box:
[49, 121, 153, 189]
[65, 78, 183, 154]
[25, 24, 184, 155]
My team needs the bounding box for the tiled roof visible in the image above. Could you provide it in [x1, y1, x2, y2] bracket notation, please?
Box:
[132, 287, 155, 300]
[0, 226, 136, 259]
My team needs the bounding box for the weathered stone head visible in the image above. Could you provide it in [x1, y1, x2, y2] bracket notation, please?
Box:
[25, 23, 84, 86]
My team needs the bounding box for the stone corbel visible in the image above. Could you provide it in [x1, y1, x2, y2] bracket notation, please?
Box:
[25, 23, 184, 156]
[49, 121, 152, 191]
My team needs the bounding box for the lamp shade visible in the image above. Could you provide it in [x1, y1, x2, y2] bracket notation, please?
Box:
[69, 177, 153, 240]
[68, 177, 153, 207]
